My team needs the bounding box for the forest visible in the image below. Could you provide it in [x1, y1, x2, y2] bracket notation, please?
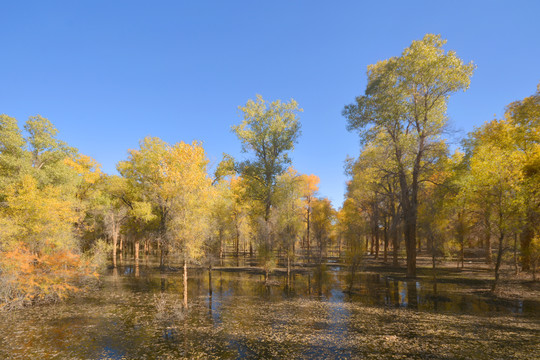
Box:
[1, 34, 539, 358]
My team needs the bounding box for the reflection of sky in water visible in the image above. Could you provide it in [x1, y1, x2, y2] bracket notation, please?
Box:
[0, 260, 538, 360]
[399, 282, 407, 307]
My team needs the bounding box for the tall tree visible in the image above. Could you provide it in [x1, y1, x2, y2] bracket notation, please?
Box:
[117, 137, 171, 267]
[232, 94, 302, 223]
[273, 168, 304, 284]
[300, 174, 319, 261]
[0, 115, 101, 307]
[465, 120, 524, 291]
[311, 197, 336, 263]
[505, 83, 540, 270]
[118, 137, 211, 305]
[232, 95, 302, 275]
[343, 34, 474, 277]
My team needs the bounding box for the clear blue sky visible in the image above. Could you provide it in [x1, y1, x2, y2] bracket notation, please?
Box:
[2, 1, 539, 206]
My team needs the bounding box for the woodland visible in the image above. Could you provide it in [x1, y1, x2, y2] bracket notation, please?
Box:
[0, 34, 539, 359]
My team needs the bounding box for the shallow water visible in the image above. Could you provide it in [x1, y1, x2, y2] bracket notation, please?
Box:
[0, 259, 538, 359]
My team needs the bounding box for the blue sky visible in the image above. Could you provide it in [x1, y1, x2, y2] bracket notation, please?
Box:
[2, 1, 539, 206]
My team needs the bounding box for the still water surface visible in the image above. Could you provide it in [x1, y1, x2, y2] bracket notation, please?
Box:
[0, 259, 538, 359]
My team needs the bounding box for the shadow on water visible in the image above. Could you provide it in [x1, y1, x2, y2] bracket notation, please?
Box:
[0, 258, 538, 359]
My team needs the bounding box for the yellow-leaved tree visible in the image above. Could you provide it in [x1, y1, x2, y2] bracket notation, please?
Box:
[118, 137, 211, 307]
[0, 115, 102, 308]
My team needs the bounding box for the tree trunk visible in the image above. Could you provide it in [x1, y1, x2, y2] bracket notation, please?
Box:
[374, 225, 379, 260]
[432, 238, 437, 283]
[112, 222, 118, 268]
[219, 229, 224, 266]
[135, 238, 140, 262]
[235, 225, 240, 259]
[287, 254, 291, 288]
[398, 168, 417, 278]
[307, 213, 311, 263]
[459, 236, 464, 269]
[491, 233, 505, 293]
[208, 265, 212, 297]
[404, 214, 417, 278]
[514, 233, 519, 275]
[119, 234, 124, 263]
[485, 218, 492, 265]
[520, 214, 534, 271]
[183, 259, 188, 308]
[392, 219, 399, 267]
[160, 243, 165, 269]
[383, 220, 388, 264]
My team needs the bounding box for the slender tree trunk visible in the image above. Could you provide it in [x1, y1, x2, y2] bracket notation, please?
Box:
[491, 233, 505, 293]
[208, 264, 212, 297]
[520, 213, 534, 271]
[392, 219, 399, 267]
[338, 234, 342, 259]
[485, 218, 492, 265]
[306, 203, 311, 263]
[219, 229, 223, 266]
[459, 235, 464, 269]
[383, 220, 388, 263]
[134, 237, 140, 277]
[119, 234, 124, 263]
[432, 237, 437, 285]
[112, 221, 118, 268]
[374, 225, 380, 260]
[183, 258, 188, 308]
[235, 225, 240, 260]
[160, 243, 165, 269]
[514, 233, 519, 275]
[287, 254, 291, 288]
[135, 238, 140, 262]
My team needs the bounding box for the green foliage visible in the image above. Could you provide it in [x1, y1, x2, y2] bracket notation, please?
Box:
[0, 114, 27, 192]
[232, 95, 302, 221]
[344, 34, 474, 276]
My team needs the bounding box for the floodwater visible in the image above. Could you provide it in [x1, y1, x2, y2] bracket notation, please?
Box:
[0, 258, 539, 359]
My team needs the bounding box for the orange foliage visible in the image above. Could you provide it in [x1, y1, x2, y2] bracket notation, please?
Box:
[0, 242, 97, 309]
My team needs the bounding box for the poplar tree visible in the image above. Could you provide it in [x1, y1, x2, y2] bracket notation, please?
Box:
[344, 34, 474, 277]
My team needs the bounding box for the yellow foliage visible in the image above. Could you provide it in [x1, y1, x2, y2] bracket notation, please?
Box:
[1, 175, 77, 252]
[0, 175, 92, 308]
